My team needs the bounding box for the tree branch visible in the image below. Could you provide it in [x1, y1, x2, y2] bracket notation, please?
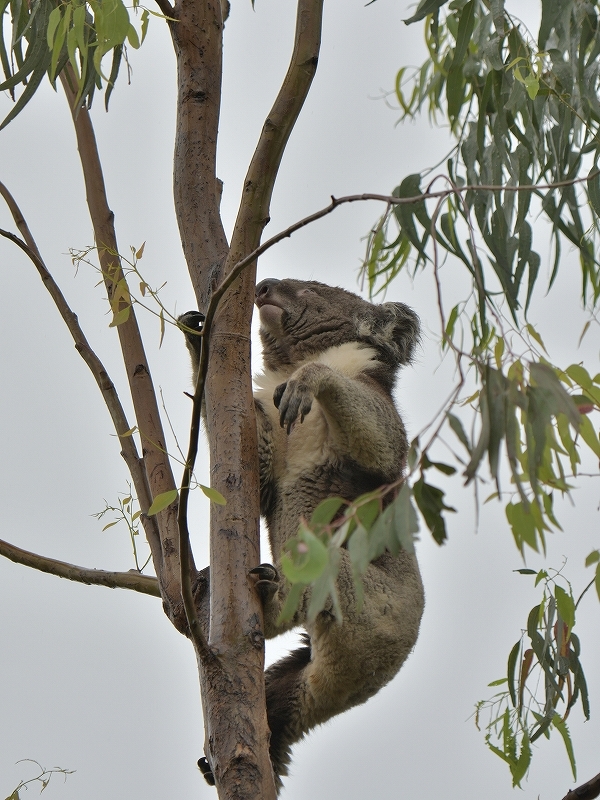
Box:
[169, 0, 229, 310]
[153, 0, 174, 19]
[59, 69, 189, 627]
[562, 772, 600, 800]
[0, 536, 160, 597]
[0, 193, 161, 562]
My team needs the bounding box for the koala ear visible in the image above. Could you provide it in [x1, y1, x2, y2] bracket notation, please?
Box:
[378, 302, 420, 365]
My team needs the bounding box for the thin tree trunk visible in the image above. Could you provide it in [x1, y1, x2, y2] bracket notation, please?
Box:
[169, 0, 323, 796]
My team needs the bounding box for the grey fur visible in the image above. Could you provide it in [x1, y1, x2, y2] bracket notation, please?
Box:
[180, 278, 424, 792]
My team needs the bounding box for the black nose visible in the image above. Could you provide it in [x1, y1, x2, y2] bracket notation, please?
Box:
[255, 278, 280, 299]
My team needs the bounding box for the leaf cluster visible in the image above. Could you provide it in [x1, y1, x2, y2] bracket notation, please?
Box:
[0, 0, 151, 129]
[359, 1, 600, 780]
[367, 0, 600, 312]
[278, 482, 421, 623]
[476, 568, 592, 785]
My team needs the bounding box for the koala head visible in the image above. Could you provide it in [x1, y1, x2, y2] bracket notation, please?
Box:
[255, 278, 420, 376]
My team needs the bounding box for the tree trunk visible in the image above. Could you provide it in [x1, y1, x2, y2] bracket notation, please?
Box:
[169, 0, 323, 796]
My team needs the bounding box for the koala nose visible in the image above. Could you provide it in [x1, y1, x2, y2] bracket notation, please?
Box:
[255, 278, 280, 300]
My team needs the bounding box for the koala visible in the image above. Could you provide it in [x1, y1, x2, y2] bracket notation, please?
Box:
[180, 278, 424, 792]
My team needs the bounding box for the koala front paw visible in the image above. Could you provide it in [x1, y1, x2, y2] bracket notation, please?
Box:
[178, 310, 205, 333]
[249, 563, 280, 601]
[273, 380, 314, 433]
[197, 756, 215, 786]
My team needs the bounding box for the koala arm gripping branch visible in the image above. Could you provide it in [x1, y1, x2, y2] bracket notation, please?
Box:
[275, 361, 407, 479]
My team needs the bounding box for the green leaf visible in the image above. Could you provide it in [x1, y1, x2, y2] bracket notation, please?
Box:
[578, 414, 600, 458]
[348, 523, 370, 576]
[392, 175, 430, 264]
[587, 165, 600, 218]
[109, 306, 131, 327]
[277, 581, 305, 625]
[403, 0, 450, 26]
[307, 548, 340, 621]
[200, 485, 226, 505]
[147, 489, 178, 515]
[566, 363, 594, 391]
[391, 482, 420, 552]
[447, 412, 471, 453]
[510, 729, 531, 787]
[585, 550, 600, 567]
[506, 501, 538, 553]
[530, 363, 581, 428]
[46, 5, 62, 48]
[507, 640, 520, 707]
[367, 502, 397, 560]
[552, 715, 577, 780]
[465, 389, 490, 483]
[413, 475, 455, 544]
[554, 584, 575, 630]
[281, 524, 328, 584]
[444, 304, 459, 348]
[356, 497, 381, 530]
[310, 496, 345, 527]
[429, 460, 457, 475]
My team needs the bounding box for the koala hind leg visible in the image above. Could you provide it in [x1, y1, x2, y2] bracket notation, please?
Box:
[265, 551, 423, 787]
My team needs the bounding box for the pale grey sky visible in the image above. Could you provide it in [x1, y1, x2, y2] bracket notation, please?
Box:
[0, 1, 598, 799]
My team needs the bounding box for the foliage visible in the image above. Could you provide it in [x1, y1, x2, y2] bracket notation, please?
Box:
[0, 0, 151, 129]
[4, 760, 73, 800]
[1, 0, 598, 788]
[476, 567, 594, 786]
[280, 0, 600, 781]
[93, 486, 152, 571]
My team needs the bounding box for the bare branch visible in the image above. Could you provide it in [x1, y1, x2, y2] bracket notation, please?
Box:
[153, 0, 175, 18]
[0, 536, 160, 597]
[0, 201, 160, 559]
[59, 69, 189, 625]
[562, 772, 600, 800]
[170, 0, 229, 309]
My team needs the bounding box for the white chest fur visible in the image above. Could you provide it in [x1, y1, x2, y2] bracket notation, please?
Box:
[254, 342, 380, 483]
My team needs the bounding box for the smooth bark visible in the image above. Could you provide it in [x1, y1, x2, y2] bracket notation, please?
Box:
[169, 0, 323, 796]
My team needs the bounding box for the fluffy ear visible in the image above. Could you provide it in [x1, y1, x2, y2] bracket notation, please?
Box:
[380, 302, 420, 365]
[356, 302, 420, 366]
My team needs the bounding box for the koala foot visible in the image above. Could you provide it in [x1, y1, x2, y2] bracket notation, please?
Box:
[197, 756, 215, 786]
[273, 380, 314, 433]
[249, 563, 279, 601]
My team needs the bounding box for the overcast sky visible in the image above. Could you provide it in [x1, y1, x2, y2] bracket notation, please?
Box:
[0, 1, 598, 799]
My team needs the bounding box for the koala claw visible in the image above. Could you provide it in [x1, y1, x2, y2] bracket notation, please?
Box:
[178, 310, 205, 333]
[249, 563, 279, 600]
[273, 380, 314, 433]
[197, 756, 215, 786]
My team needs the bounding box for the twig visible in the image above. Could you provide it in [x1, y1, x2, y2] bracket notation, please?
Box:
[0, 536, 160, 596]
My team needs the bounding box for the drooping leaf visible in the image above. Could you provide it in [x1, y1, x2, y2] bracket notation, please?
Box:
[200, 485, 226, 505]
[403, 0, 450, 26]
[147, 489, 178, 516]
[281, 524, 328, 584]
